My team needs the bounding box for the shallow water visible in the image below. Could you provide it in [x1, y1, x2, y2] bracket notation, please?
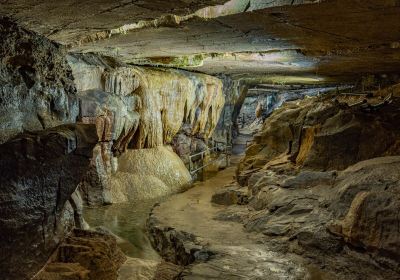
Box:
[84, 199, 162, 261]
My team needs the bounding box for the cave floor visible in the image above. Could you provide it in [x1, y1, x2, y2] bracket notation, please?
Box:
[148, 142, 329, 279]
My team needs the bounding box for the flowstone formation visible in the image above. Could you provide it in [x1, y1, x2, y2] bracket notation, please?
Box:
[110, 146, 192, 202]
[70, 54, 224, 205]
[0, 13, 227, 279]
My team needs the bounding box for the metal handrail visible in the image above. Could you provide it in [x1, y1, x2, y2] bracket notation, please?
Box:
[188, 142, 232, 175]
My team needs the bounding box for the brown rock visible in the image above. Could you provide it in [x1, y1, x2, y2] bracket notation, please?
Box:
[34, 229, 126, 280]
[239, 95, 400, 174]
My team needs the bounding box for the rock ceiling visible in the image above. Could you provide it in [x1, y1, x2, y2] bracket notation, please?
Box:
[1, 0, 400, 83]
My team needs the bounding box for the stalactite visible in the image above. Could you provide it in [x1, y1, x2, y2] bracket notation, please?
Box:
[131, 67, 224, 148]
[70, 55, 225, 150]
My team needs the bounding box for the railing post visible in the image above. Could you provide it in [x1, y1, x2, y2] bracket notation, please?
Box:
[225, 144, 230, 167]
[189, 156, 193, 174]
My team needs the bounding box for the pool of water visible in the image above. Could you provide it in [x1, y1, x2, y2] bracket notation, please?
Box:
[84, 199, 162, 261]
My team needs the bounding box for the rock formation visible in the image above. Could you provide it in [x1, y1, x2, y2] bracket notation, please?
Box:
[109, 146, 192, 203]
[70, 54, 224, 205]
[34, 229, 126, 280]
[147, 85, 400, 279]
[0, 124, 97, 280]
[0, 18, 78, 144]
[235, 91, 400, 277]
[239, 92, 400, 174]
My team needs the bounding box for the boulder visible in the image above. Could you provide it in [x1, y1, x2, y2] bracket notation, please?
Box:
[211, 183, 248, 206]
[34, 229, 126, 280]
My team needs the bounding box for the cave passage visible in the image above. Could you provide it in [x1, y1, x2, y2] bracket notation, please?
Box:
[1, 1, 400, 280]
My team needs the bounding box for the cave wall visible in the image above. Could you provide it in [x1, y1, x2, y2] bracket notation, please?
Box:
[212, 75, 240, 142]
[0, 18, 224, 278]
[0, 18, 78, 144]
[0, 19, 95, 280]
[0, 124, 97, 280]
[240, 93, 400, 174]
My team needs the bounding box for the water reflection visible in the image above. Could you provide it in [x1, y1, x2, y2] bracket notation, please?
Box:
[84, 199, 161, 261]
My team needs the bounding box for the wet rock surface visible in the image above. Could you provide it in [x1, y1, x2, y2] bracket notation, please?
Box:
[2, 2, 400, 279]
[148, 156, 400, 279]
[0, 124, 97, 280]
[147, 157, 310, 279]
[118, 257, 183, 280]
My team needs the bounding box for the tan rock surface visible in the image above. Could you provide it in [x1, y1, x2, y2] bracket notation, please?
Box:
[239, 94, 400, 174]
[110, 146, 192, 202]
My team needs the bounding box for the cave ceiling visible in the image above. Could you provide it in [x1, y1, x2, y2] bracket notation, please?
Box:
[1, 0, 400, 84]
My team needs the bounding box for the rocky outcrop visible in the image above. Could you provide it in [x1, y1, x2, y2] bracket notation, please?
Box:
[34, 229, 126, 280]
[211, 183, 248, 206]
[0, 124, 97, 280]
[229, 90, 400, 276]
[148, 154, 400, 279]
[147, 219, 209, 266]
[0, 18, 78, 144]
[238, 156, 400, 276]
[237, 86, 336, 134]
[328, 157, 400, 268]
[239, 94, 400, 174]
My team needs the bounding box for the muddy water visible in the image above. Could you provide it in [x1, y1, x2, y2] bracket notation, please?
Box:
[84, 199, 161, 261]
